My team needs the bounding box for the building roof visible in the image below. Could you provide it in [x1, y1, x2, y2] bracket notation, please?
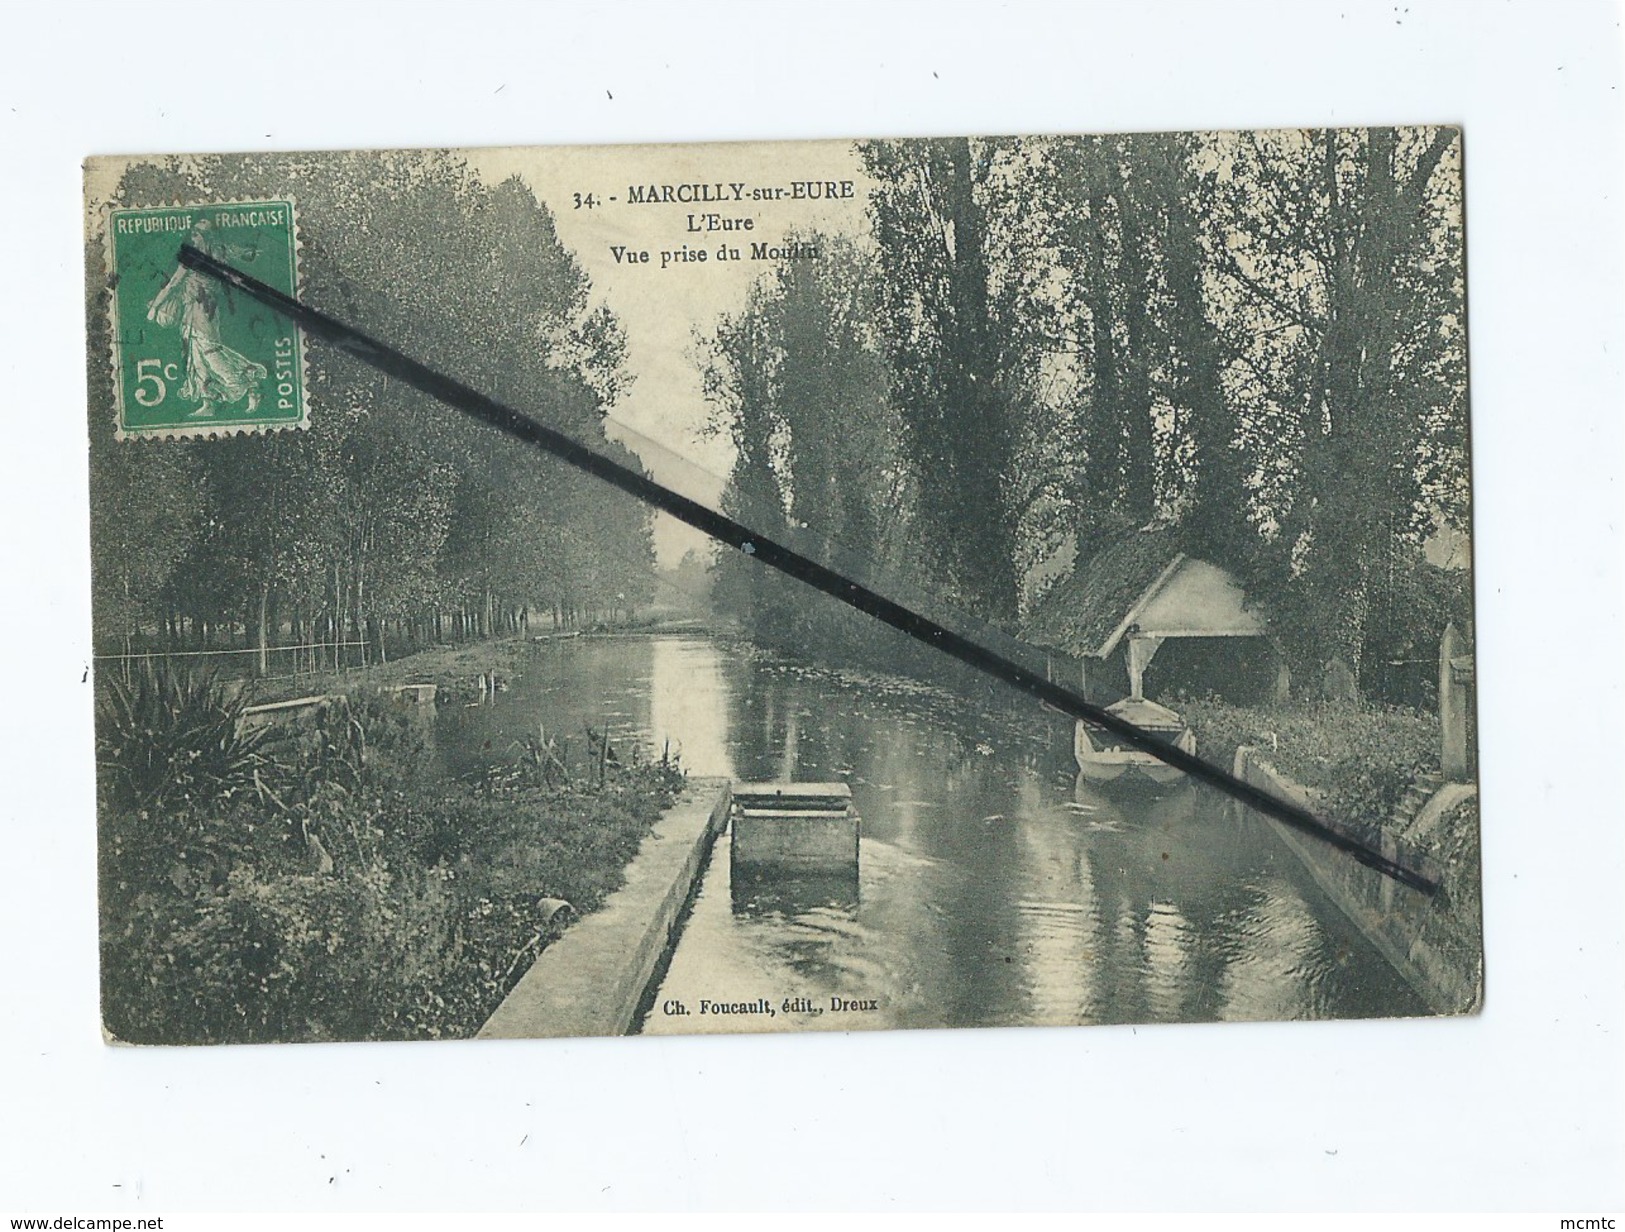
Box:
[1024, 528, 1265, 659]
[1024, 529, 1185, 659]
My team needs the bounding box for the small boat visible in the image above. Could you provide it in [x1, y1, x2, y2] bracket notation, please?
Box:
[1074, 696, 1196, 791]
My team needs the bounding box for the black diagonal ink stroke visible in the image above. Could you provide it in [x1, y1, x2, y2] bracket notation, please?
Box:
[178, 244, 1439, 895]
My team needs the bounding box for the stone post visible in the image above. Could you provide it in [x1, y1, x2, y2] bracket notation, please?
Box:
[1126, 634, 1164, 700]
[1439, 623, 1470, 781]
[1268, 637, 1292, 703]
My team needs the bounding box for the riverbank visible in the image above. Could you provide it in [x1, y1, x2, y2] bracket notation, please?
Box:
[242, 614, 720, 709]
[96, 652, 687, 1045]
[479, 777, 731, 1040]
[244, 635, 535, 708]
[1181, 697, 1439, 840]
[1179, 697, 1482, 1013]
[1232, 747, 1482, 1015]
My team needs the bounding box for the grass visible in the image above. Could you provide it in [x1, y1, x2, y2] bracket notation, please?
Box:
[1178, 696, 1440, 840]
[247, 635, 531, 708]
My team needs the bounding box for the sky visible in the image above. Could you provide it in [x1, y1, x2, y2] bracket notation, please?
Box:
[470, 139, 876, 564]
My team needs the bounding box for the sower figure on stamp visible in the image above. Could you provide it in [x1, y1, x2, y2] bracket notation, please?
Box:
[146, 218, 267, 418]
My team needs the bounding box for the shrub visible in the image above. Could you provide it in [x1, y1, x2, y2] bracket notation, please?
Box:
[287, 690, 436, 798]
[1180, 696, 1437, 835]
[103, 861, 461, 1044]
[99, 703, 689, 1044]
[96, 665, 286, 815]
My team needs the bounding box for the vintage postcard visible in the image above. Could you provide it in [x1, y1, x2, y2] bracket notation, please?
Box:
[84, 129, 1479, 1045]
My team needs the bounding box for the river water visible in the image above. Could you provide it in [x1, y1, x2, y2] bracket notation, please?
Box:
[437, 633, 1423, 1034]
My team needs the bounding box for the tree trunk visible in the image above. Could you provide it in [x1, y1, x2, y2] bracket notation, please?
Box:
[1114, 162, 1158, 522]
[940, 138, 1016, 620]
[257, 582, 270, 677]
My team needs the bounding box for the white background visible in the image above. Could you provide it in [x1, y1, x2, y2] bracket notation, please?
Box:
[2, 0, 1620, 1213]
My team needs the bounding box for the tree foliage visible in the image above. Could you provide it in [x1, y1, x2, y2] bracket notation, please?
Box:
[87, 152, 656, 668]
[710, 129, 1469, 699]
[1193, 128, 1468, 678]
[703, 233, 909, 651]
[859, 137, 1032, 622]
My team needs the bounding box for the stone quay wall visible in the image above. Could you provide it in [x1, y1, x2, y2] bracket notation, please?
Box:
[1234, 746, 1483, 1016]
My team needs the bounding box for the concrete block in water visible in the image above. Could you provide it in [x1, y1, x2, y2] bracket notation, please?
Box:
[381, 683, 439, 741]
[383, 682, 438, 709]
[730, 782, 858, 873]
[239, 694, 343, 730]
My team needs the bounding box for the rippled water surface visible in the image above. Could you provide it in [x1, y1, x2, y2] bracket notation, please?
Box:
[437, 634, 1423, 1033]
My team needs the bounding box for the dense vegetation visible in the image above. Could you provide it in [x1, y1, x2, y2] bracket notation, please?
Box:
[97, 663, 684, 1045]
[705, 131, 1472, 699]
[1179, 696, 1438, 842]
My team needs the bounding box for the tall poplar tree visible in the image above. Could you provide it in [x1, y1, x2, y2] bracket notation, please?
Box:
[1203, 127, 1466, 682]
[860, 137, 1021, 622]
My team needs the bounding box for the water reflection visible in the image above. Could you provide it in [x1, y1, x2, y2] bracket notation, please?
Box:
[730, 865, 860, 917]
[435, 634, 1424, 1033]
[647, 636, 736, 778]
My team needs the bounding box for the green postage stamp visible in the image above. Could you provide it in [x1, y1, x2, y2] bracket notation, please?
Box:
[105, 200, 306, 439]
